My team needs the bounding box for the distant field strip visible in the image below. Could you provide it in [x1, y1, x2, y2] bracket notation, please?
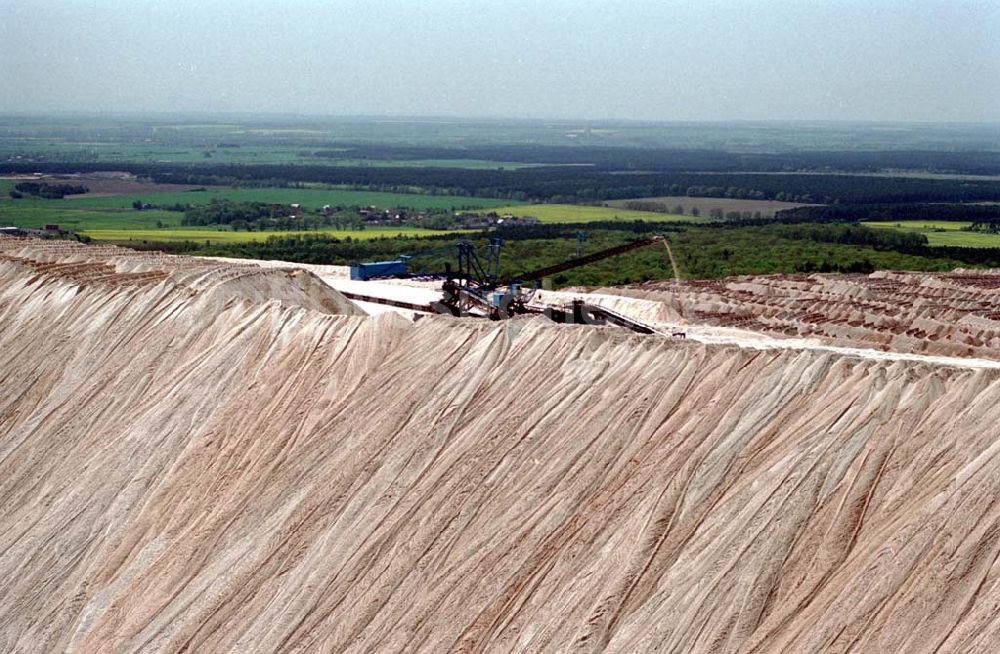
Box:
[492, 204, 702, 224]
[61, 188, 514, 210]
[863, 221, 1000, 248]
[1, 204, 466, 243]
[81, 227, 467, 243]
[0, 186, 515, 238]
[605, 196, 815, 217]
[0, 144, 548, 169]
[0, 205, 183, 230]
[309, 158, 547, 170]
[863, 220, 970, 231]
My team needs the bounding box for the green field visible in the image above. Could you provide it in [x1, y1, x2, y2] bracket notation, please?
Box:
[862, 220, 970, 231]
[0, 203, 460, 243]
[0, 141, 545, 169]
[55, 188, 512, 210]
[0, 205, 183, 230]
[1, 189, 703, 246]
[0, 186, 515, 242]
[2, 185, 511, 213]
[862, 221, 1000, 248]
[311, 158, 546, 170]
[492, 204, 703, 224]
[0, 186, 488, 243]
[82, 227, 468, 244]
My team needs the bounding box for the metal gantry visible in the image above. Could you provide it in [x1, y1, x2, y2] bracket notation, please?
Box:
[351, 233, 670, 334]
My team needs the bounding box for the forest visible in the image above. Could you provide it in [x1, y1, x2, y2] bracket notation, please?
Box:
[12, 182, 89, 199]
[774, 203, 1000, 224]
[146, 220, 989, 285]
[5, 161, 1000, 205]
[311, 144, 1000, 175]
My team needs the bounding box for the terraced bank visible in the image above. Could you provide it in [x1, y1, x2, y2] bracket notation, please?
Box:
[608, 270, 1000, 361]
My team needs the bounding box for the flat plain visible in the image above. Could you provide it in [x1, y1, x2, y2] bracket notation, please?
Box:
[604, 195, 816, 217]
[492, 203, 700, 223]
[862, 220, 1000, 247]
[0, 177, 507, 241]
[82, 226, 469, 243]
[60, 187, 512, 210]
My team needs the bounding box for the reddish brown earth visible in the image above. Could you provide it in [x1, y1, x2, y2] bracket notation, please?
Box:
[604, 270, 1000, 360]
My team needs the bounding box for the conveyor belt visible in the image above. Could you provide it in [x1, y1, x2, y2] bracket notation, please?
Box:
[343, 289, 659, 335]
[503, 235, 664, 284]
[530, 300, 657, 334]
[339, 290, 440, 314]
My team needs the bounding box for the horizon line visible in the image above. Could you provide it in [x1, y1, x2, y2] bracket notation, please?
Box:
[1, 109, 998, 128]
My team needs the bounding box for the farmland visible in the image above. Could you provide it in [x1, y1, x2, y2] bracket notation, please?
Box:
[4, 118, 1000, 281]
[604, 195, 816, 217]
[0, 141, 547, 170]
[1, 176, 515, 212]
[861, 220, 971, 231]
[81, 227, 468, 244]
[0, 179, 516, 242]
[0, 205, 183, 230]
[862, 220, 1000, 248]
[59, 187, 513, 210]
[0, 202, 466, 243]
[491, 203, 701, 224]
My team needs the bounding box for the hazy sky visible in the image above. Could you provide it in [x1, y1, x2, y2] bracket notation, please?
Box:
[2, 0, 998, 122]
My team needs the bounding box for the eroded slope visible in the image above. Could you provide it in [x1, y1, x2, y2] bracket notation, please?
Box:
[2, 240, 1000, 653]
[608, 270, 1000, 360]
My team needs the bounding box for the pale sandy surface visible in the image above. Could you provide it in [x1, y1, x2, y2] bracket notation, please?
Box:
[202, 256, 441, 316]
[4, 239, 1000, 652]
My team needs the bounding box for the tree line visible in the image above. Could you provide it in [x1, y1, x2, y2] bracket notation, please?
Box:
[12, 181, 89, 199]
[311, 144, 1000, 176]
[774, 203, 1000, 224]
[6, 161, 1000, 205]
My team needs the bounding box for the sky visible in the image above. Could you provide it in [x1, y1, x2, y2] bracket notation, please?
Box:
[1, 0, 998, 122]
